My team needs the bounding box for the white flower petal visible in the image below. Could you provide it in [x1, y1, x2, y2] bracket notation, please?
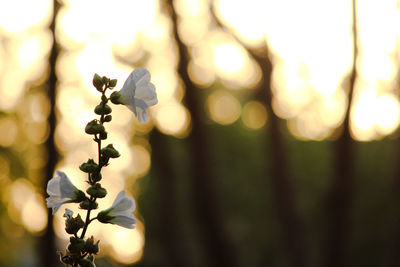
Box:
[58, 171, 77, 198]
[111, 190, 127, 206]
[111, 215, 136, 229]
[135, 106, 150, 123]
[111, 191, 136, 212]
[46, 170, 78, 214]
[63, 208, 74, 218]
[134, 83, 157, 105]
[102, 190, 137, 229]
[46, 176, 61, 196]
[118, 68, 157, 123]
[131, 67, 151, 88]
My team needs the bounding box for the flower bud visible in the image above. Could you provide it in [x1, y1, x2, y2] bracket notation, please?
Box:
[93, 73, 104, 92]
[84, 236, 100, 255]
[109, 79, 117, 88]
[110, 91, 122, 104]
[58, 252, 74, 265]
[86, 183, 107, 198]
[73, 190, 87, 203]
[101, 144, 120, 158]
[68, 237, 85, 254]
[104, 115, 112, 122]
[97, 209, 113, 224]
[79, 199, 98, 210]
[78, 258, 95, 267]
[102, 76, 109, 84]
[91, 172, 102, 182]
[65, 214, 85, 235]
[94, 104, 112, 115]
[85, 120, 105, 135]
[79, 159, 98, 173]
[99, 131, 107, 140]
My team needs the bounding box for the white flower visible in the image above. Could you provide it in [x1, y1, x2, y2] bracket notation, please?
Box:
[97, 190, 136, 229]
[46, 171, 84, 215]
[63, 208, 74, 218]
[118, 68, 158, 123]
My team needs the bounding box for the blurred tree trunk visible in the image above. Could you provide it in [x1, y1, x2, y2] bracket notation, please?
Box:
[209, 7, 308, 267]
[166, 1, 238, 266]
[383, 55, 400, 267]
[324, 1, 358, 266]
[149, 130, 192, 267]
[253, 49, 308, 267]
[40, 0, 60, 266]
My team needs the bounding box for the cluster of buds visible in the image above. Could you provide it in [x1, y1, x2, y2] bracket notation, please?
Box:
[46, 69, 157, 266]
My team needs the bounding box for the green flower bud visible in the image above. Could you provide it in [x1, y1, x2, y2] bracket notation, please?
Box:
[109, 79, 117, 88]
[97, 209, 113, 224]
[99, 156, 109, 167]
[104, 115, 112, 122]
[93, 73, 104, 92]
[78, 258, 95, 267]
[85, 120, 105, 135]
[68, 237, 85, 254]
[65, 214, 85, 235]
[110, 91, 122, 104]
[99, 131, 107, 140]
[94, 104, 112, 115]
[79, 159, 98, 173]
[73, 190, 87, 203]
[58, 252, 74, 265]
[86, 183, 107, 198]
[101, 144, 120, 158]
[79, 199, 98, 210]
[91, 172, 102, 182]
[84, 236, 100, 255]
[102, 76, 109, 84]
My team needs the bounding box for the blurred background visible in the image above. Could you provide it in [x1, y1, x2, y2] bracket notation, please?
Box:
[0, 0, 400, 266]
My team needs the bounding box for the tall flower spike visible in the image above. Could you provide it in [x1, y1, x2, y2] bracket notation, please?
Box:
[97, 190, 136, 229]
[113, 68, 158, 123]
[46, 171, 86, 214]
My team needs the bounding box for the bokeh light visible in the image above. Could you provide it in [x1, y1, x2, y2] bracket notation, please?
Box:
[242, 101, 267, 129]
[1, 0, 400, 265]
[207, 90, 241, 125]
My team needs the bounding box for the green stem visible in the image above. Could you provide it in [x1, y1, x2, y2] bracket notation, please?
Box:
[79, 88, 108, 240]
[80, 197, 96, 239]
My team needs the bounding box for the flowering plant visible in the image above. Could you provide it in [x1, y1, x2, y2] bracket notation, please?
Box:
[46, 69, 157, 266]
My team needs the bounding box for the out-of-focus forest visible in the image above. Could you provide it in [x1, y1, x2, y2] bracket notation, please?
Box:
[1, 0, 400, 266]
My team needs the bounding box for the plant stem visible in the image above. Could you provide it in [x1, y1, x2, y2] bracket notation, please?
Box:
[80, 197, 95, 239]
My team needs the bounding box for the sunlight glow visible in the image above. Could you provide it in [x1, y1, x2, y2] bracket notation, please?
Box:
[154, 103, 190, 137]
[107, 225, 144, 264]
[0, 117, 18, 147]
[207, 90, 241, 125]
[7, 179, 47, 232]
[21, 193, 47, 233]
[0, 0, 51, 34]
[242, 101, 267, 129]
[213, 43, 246, 75]
[58, 0, 157, 46]
[352, 91, 400, 141]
